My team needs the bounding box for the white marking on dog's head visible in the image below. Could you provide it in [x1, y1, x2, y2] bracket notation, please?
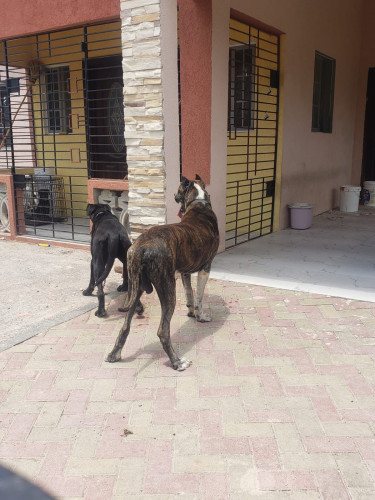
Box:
[194, 183, 205, 200]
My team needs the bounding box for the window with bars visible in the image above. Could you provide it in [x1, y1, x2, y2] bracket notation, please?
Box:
[228, 44, 255, 132]
[44, 66, 71, 134]
[312, 51, 335, 133]
[0, 84, 11, 147]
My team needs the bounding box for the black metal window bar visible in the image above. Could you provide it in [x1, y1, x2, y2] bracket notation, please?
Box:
[0, 21, 125, 243]
[226, 19, 279, 248]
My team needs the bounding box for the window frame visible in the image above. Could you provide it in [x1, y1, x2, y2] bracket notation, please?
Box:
[0, 83, 12, 149]
[228, 43, 256, 133]
[312, 51, 336, 134]
[42, 65, 72, 135]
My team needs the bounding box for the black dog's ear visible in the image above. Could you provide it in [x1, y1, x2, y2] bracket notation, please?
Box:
[86, 203, 95, 217]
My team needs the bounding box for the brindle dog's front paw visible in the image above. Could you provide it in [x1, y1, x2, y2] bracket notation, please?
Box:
[173, 357, 192, 371]
[117, 284, 128, 292]
[82, 288, 94, 296]
[196, 312, 211, 322]
[105, 350, 122, 363]
[187, 310, 195, 318]
[95, 309, 107, 318]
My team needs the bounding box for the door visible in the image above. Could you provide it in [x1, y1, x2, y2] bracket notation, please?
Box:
[87, 55, 127, 179]
[226, 18, 280, 248]
[362, 68, 375, 182]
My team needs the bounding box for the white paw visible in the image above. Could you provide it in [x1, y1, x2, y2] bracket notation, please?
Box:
[174, 357, 192, 371]
[196, 312, 211, 322]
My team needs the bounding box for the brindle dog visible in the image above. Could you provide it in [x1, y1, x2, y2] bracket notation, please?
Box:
[106, 174, 219, 370]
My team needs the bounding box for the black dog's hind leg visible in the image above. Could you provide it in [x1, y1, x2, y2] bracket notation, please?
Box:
[116, 263, 128, 293]
[181, 273, 194, 317]
[95, 282, 107, 317]
[92, 254, 107, 317]
[82, 261, 95, 296]
[154, 274, 191, 371]
[106, 288, 143, 362]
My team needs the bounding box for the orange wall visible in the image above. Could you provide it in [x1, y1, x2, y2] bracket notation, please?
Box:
[0, 0, 119, 39]
[179, 0, 212, 184]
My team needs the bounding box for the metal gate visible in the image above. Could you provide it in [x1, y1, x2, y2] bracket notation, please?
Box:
[0, 21, 125, 242]
[226, 18, 280, 248]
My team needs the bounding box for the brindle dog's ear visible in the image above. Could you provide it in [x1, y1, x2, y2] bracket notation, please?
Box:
[195, 174, 205, 188]
[181, 176, 189, 187]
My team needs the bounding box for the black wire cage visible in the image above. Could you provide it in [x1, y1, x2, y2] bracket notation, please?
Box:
[23, 174, 67, 225]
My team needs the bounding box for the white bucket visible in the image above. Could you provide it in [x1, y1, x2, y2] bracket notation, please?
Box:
[363, 181, 375, 206]
[339, 185, 361, 212]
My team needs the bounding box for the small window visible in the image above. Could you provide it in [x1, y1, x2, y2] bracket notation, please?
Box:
[44, 66, 71, 134]
[228, 45, 255, 132]
[0, 85, 11, 148]
[312, 51, 336, 133]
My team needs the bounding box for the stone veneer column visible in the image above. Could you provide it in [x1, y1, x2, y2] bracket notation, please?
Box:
[120, 0, 166, 238]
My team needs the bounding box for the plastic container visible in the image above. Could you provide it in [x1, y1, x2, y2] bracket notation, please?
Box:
[288, 203, 313, 229]
[339, 185, 361, 212]
[363, 181, 375, 206]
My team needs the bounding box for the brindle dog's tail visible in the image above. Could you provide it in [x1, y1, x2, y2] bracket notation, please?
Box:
[121, 248, 153, 312]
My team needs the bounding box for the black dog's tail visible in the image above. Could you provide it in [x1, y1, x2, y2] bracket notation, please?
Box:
[94, 239, 118, 287]
[121, 247, 153, 312]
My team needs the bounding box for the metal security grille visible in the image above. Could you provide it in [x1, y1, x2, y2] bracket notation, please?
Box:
[0, 21, 124, 242]
[226, 19, 279, 248]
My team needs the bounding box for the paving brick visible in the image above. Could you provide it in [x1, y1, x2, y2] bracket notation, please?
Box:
[199, 472, 228, 499]
[335, 453, 374, 488]
[143, 472, 200, 494]
[251, 437, 281, 469]
[314, 470, 350, 499]
[258, 470, 316, 491]
[173, 454, 226, 473]
[3, 413, 37, 441]
[303, 436, 356, 453]
[273, 423, 304, 453]
[36, 476, 87, 498]
[84, 476, 116, 500]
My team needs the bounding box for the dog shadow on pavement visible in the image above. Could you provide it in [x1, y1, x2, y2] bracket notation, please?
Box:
[105, 292, 230, 373]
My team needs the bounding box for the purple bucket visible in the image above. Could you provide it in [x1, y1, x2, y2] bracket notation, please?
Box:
[288, 203, 313, 230]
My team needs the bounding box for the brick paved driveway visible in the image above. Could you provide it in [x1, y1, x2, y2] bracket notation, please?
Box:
[0, 277, 374, 499]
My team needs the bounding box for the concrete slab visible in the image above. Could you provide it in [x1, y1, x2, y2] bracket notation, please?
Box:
[212, 207, 375, 303]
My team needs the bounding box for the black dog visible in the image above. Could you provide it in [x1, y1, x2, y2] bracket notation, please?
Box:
[83, 203, 143, 317]
[106, 175, 219, 370]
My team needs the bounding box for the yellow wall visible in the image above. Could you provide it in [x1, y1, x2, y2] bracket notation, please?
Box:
[3, 22, 122, 217]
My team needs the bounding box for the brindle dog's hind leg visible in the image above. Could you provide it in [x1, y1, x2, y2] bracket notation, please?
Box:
[181, 273, 194, 317]
[106, 288, 143, 363]
[154, 274, 191, 371]
[195, 267, 211, 322]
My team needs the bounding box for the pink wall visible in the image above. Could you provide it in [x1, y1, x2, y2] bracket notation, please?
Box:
[0, 0, 119, 40]
[352, 0, 375, 184]
[178, 0, 212, 184]
[210, 0, 364, 232]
